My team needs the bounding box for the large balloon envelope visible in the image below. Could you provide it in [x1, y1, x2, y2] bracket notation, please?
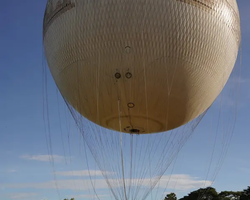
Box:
[43, 0, 240, 133]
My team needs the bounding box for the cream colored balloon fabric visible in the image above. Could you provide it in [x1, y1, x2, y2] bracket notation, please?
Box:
[43, 0, 240, 133]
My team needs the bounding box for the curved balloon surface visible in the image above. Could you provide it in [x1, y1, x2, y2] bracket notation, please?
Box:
[43, 0, 240, 133]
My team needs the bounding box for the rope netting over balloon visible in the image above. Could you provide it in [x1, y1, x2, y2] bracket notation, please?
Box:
[64, 101, 205, 200]
[42, 0, 241, 200]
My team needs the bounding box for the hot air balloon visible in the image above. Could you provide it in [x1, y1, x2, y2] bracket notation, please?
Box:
[43, 0, 241, 199]
[43, 0, 240, 134]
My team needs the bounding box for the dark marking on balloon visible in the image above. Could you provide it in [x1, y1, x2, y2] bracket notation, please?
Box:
[224, 0, 241, 46]
[124, 126, 145, 134]
[127, 102, 135, 109]
[125, 46, 131, 54]
[43, 0, 75, 38]
[192, 0, 213, 9]
[125, 72, 132, 79]
[115, 72, 121, 79]
[130, 129, 140, 134]
[175, 0, 214, 10]
[175, 0, 241, 46]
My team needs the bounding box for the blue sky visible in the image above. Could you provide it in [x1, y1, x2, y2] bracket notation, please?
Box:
[1, 1, 250, 200]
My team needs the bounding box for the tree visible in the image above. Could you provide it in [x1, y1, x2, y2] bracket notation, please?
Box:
[240, 186, 250, 200]
[218, 191, 242, 200]
[179, 187, 219, 200]
[164, 192, 177, 200]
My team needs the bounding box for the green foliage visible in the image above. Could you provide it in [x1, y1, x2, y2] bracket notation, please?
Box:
[62, 187, 250, 200]
[164, 192, 177, 200]
[179, 187, 219, 200]
[166, 186, 250, 200]
[218, 191, 242, 200]
[240, 186, 250, 200]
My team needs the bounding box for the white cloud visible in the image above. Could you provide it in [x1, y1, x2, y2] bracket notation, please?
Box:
[20, 154, 65, 162]
[3, 174, 211, 192]
[4, 179, 110, 191]
[74, 194, 110, 199]
[157, 174, 212, 191]
[9, 193, 37, 199]
[54, 170, 114, 177]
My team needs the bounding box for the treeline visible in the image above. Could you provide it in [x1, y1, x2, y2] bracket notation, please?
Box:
[165, 186, 250, 200]
[62, 187, 250, 200]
